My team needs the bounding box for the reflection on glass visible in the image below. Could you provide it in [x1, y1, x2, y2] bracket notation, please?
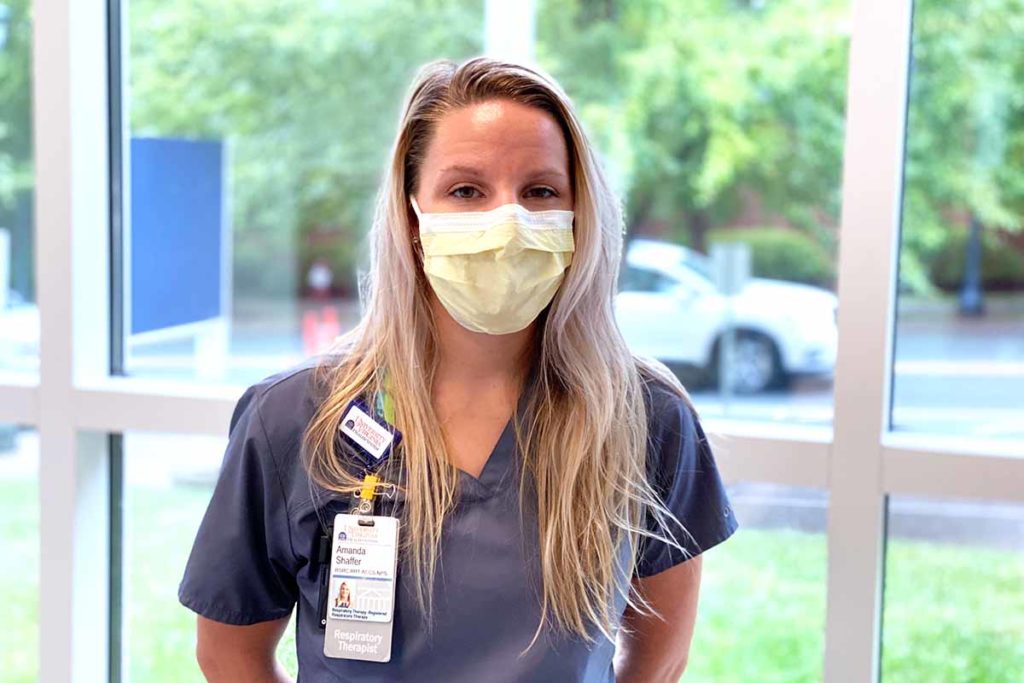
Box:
[688, 483, 827, 681]
[123, 432, 296, 680]
[883, 495, 1024, 681]
[123, 1, 484, 385]
[0, 1, 37, 376]
[0, 425, 38, 682]
[892, 1, 1024, 441]
[537, 0, 849, 425]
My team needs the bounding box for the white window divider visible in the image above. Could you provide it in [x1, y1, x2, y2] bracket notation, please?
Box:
[825, 0, 913, 679]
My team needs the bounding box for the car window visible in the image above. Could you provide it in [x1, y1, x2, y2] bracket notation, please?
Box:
[619, 265, 679, 293]
[680, 250, 713, 282]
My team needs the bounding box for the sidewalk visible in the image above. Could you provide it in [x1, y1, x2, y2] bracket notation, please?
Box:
[897, 292, 1024, 319]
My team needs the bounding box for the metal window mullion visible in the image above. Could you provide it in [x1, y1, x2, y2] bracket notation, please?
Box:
[0, 383, 39, 424]
[484, 0, 536, 63]
[883, 446, 1024, 503]
[33, 0, 114, 681]
[707, 430, 830, 489]
[824, 0, 913, 681]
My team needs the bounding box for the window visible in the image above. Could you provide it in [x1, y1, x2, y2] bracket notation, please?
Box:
[119, 0, 485, 385]
[0, 0, 36, 376]
[537, 0, 850, 417]
[882, 495, 1024, 681]
[119, 431, 297, 679]
[891, 0, 1024, 441]
[689, 484, 827, 681]
[12, 1, 1022, 681]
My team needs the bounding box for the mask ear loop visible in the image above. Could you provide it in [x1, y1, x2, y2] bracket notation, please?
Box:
[409, 195, 422, 245]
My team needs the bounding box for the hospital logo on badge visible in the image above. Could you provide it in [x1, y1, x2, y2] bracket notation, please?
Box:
[339, 402, 395, 461]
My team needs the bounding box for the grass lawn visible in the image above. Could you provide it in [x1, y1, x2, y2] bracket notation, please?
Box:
[2, 478, 1022, 681]
[0, 478, 38, 681]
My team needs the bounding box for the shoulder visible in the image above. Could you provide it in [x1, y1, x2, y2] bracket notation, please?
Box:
[232, 353, 338, 463]
[638, 362, 701, 448]
[246, 353, 326, 404]
[635, 361, 716, 494]
[632, 362, 737, 571]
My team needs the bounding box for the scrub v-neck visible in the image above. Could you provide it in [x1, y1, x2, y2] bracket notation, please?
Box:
[453, 375, 534, 501]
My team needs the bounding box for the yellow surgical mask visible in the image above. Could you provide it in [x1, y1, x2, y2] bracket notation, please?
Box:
[411, 196, 574, 335]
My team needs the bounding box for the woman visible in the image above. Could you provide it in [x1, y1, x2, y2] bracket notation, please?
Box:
[334, 583, 351, 610]
[179, 56, 736, 682]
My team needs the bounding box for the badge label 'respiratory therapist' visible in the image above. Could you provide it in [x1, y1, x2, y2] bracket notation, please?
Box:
[339, 402, 395, 461]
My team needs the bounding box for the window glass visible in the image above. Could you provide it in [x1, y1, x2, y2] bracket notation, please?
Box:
[0, 0, 37, 376]
[538, 0, 849, 423]
[122, 431, 296, 680]
[882, 495, 1024, 681]
[688, 483, 827, 681]
[122, 0, 484, 385]
[892, 0, 1024, 441]
[0, 424, 38, 682]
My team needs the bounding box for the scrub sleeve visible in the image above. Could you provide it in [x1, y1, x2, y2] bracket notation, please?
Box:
[178, 384, 301, 625]
[635, 385, 738, 578]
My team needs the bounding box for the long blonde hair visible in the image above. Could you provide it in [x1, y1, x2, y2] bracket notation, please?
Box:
[302, 56, 692, 646]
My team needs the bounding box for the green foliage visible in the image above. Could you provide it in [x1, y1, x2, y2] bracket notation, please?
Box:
[537, 0, 850, 248]
[882, 537, 1024, 682]
[0, 0, 33, 211]
[688, 528, 827, 682]
[129, 0, 483, 297]
[539, 0, 1024, 289]
[708, 226, 835, 287]
[0, 473, 38, 682]
[929, 229, 1024, 291]
[3, 0, 1024, 300]
[901, 0, 1024, 288]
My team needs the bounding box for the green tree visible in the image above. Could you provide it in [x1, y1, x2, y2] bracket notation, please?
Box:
[901, 0, 1024, 293]
[0, 0, 34, 300]
[7, 0, 1021, 300]
[537, 0, 850, 253]
[130, 0, 482, 297]
[537, 0, 1024, 296]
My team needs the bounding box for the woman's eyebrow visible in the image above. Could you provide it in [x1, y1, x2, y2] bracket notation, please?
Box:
[435, 165, 569, 183]
[437, 164, 486, 179]
[525, 168, 570, 183]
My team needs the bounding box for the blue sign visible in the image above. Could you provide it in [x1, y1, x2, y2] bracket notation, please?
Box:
[129, 137, 226, 335]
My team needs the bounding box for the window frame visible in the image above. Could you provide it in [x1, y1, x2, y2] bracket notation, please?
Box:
[15, 0, 1024, 680]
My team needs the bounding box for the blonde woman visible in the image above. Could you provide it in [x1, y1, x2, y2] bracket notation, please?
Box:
[180, 57, 737, 682]
[334, 582, 351, 609]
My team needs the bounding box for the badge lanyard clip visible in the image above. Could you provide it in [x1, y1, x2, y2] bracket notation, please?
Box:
[353, 474, 379, 516]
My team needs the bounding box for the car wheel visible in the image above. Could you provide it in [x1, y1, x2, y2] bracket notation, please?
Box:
[707, 331, 786, 394]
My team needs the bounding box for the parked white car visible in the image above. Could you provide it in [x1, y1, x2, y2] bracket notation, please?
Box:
[615, 239, 837, 393]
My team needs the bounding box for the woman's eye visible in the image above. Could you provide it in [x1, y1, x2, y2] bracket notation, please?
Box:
[526, 187, 557, 199]
[450, 186, 480, 200]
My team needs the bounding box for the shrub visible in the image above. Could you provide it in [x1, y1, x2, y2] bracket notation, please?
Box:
[929, 229, 1024, 292]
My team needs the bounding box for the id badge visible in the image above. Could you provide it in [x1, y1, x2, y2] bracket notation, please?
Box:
[323, 513, 400, 662]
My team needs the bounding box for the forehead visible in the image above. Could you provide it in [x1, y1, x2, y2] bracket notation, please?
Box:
[421, 99, 570, 174]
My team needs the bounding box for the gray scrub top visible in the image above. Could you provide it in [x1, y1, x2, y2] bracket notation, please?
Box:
[179, 355, 737, 682]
